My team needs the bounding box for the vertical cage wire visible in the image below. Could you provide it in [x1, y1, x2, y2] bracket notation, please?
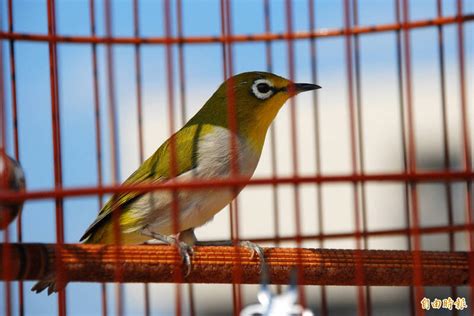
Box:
[456, 0, 474, 308]
[45, 1, 67, 315]
[400, 2, 429, 314]
[131, 0, 152, 314]
[307, 1, 329, 314]
[350, 0, 373, 314]
[0, 15, 12, 316]
[5, 0, 23, 314]
[87, 0, 108, 315]
[342, 0, 366, 314]
[175, 0, 196, 315]
[102, 0, 126, 314]
[393, 0, 415, 313]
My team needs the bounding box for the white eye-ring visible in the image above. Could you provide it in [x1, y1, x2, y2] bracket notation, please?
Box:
[251, 79, 274, 100]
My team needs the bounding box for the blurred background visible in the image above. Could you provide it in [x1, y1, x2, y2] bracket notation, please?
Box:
[1, 0, 473, 315]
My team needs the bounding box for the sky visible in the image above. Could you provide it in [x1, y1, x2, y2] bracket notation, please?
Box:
[1, 0, 474, 315]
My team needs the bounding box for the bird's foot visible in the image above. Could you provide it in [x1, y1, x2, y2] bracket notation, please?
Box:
[141, 227, 194, 276]
[238, 240, 265, 262]
[171, 238, 194, 276]
[195, 239, 266, 267]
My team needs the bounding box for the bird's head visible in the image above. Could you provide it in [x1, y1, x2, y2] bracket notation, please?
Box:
[189, 71, 321, 150]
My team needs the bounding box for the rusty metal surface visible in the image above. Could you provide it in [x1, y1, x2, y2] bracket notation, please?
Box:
[0, 243, 469, 286]
[0, 14, 472, 45]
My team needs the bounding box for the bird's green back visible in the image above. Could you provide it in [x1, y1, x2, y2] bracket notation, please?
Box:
[79, 123, 214, 242]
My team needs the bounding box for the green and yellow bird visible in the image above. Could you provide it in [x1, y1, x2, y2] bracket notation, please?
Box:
[33, 71, 320, 294]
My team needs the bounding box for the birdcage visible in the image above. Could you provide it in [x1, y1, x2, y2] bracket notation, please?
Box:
[0, 0, 473, 315]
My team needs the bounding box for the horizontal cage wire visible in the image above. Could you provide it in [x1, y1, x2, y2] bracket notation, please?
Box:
[0, 0, 473, 315]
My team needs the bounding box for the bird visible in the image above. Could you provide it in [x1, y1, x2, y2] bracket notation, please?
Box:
[0, 152, 26, 230]
[32, 71, 321, 294]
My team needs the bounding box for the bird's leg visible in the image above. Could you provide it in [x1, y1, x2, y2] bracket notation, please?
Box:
[141, 226, 194, 276]
[178, 228, 198, 246]
[194, 239, 265, 264]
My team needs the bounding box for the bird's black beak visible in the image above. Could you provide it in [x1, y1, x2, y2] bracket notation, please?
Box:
[281, 82, 321, 96]
[294, 83, 321, 93]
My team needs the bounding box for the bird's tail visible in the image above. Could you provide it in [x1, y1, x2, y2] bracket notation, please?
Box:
[31, 276, 65, 295]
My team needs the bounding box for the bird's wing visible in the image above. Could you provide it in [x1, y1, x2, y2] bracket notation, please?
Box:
[79, 124, 207, 242]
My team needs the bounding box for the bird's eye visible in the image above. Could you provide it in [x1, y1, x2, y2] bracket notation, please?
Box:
[257, 83, 271, 94]
[251, 79, 274, 100]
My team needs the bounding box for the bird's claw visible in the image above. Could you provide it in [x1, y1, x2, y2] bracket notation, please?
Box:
[174, 240, 194, 277]
[239, 241, 265, 263]
[142, 228, 195, 277]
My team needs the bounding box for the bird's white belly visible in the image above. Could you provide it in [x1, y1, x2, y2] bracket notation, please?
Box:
[131, 126, 260, 235]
